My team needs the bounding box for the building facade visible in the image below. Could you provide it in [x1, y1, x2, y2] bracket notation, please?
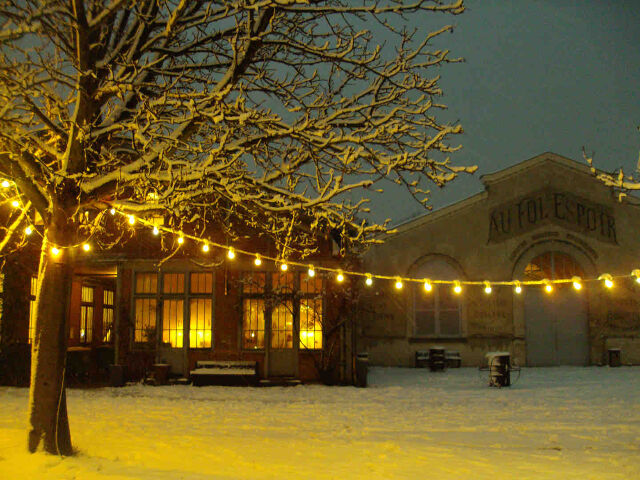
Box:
[361, 153, 640, 367]
[0, 229, 354, 385]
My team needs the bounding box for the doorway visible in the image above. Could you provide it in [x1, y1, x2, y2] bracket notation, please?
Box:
[522, 251, 589, 366]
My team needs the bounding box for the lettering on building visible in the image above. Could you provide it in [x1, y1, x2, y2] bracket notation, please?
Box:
[488, 191, 617, 244]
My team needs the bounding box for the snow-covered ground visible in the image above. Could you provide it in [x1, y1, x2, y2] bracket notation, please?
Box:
[1, 367, 639, 479]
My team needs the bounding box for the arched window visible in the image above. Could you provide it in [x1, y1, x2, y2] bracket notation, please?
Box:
[413, 258, 462, 337]
[523, 251, 583, 282]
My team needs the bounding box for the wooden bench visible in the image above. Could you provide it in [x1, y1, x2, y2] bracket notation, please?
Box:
[190, 360, 258, 386]
[415, 350, 462, 369]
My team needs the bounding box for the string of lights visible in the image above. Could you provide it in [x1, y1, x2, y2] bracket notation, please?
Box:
[3, 179, 640, 294]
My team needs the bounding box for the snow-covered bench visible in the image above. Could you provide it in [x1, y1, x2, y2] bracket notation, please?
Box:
[190, 360, 258, 386]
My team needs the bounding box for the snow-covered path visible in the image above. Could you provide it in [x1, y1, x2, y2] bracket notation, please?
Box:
[1, 367, 639, 479]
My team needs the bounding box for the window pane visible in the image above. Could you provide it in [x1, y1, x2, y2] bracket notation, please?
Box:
[80, 305, 93, 343]
[162, 299, 183, 348]
[300, 273, 323, 294]
[135, 273, 157, 294]
[415, 311, 436, 336]
[242, 272, 266, 294]
[103, 289, 114, 306]
[190, 272, 213, 294]
[81, 286, 94, 303]
[272, 272, 294, 293]
[243, 298, 265, 349]
[271, 301, 293, 349]
[135, 298, 157, 343]
[189, 298, 212, 348]
[439, 286, 459, 310]
[439, 310, 460, 336]
[102, 306, 114, 343]
[300, 298, 322, 349]
[163, 273, 184, 294]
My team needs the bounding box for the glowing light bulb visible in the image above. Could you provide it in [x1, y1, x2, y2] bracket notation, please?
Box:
[227, 248, 235, 260]
[152, 226, 159, 235]
[177, 236, 184, 245]
[633, 270, 640, 284]
[202, 243, 209, 253]
[128, 215, 135, 225]
[395, 278, 403, 290]
[365, 274, 373, 286]
[1, 180, 10, 188]
[599, 274, 614, 289]
[308, 265, 315, 277]
[423, 280, 432, 292]
[280, 262, 288, 272]
[82, 243, 90, 252]
[254, 255, 262, 266]
[25, 226, 33, 235]
[484, 281, 492, 294]
[336, 271, 344, 282]
[514, 281, 522, 294]
[572, 276, 582, 291]
[51, 247, 60, 256]
[109, 208, 116, 215]
[11, 200, 19, 208]
[453, 281, 462, 294]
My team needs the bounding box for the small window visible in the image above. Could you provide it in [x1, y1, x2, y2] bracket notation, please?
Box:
[135, 273, 157, 294]
[162, 299, 183, 348]
[102, 289, 114, 343]
[163, 273, 184, 294]
[189, 298, 212, 348]
[300, 298, 322, 349]
[80, 286, 94, 344]
[134, 298, 157, 343]
[190, 272, 213, 294]
[243, 298, 265, 349]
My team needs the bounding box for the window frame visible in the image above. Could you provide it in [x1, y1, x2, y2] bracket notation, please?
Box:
[131, 269, 214, 351]
[79, 285, 95, 345]
[240, 271, 324, 352]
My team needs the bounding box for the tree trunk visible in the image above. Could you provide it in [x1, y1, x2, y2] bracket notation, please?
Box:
[27, 221, 73, 455]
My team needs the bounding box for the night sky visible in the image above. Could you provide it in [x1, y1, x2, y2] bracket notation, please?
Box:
[368, 0, 640, 226]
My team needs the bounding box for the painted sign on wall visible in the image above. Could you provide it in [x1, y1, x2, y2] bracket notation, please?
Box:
[489, 191, 617, 244]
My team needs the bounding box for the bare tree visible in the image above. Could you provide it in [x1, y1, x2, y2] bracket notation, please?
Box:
[0, 0, 474, 455]
[584, 128, 640, 200]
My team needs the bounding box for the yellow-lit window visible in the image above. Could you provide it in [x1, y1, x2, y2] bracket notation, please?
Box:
[163, 273, 184, 294]
[300, 298, 322, 350]
[243, 298, 265, 349]
[189, 272, 212, 349]
[162, 299, 183, 348]
[0, 272, 3, 344]
[103, 289, 114, 343]
[271, 301, 293, 349]
[80, 286, 94, 344]
[134, 273, 157, 343]
[28, 276, 38, 343]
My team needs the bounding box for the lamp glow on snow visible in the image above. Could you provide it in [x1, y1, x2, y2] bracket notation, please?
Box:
[395, 277, 403, 290]
[484, 281, 492, 294]
[633, 269, 640, 284]
[599, 273, 614, 289]
[423, 279, 432, 292]
[453, 281, 462, 295]
[572, 276, 582, 291]
[514, 281, 522, 294]
[365, 274, 373, 286]
[336, 271, 344, 283]
[308, 265, 315, 277]
[254, 255, 262, 266]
